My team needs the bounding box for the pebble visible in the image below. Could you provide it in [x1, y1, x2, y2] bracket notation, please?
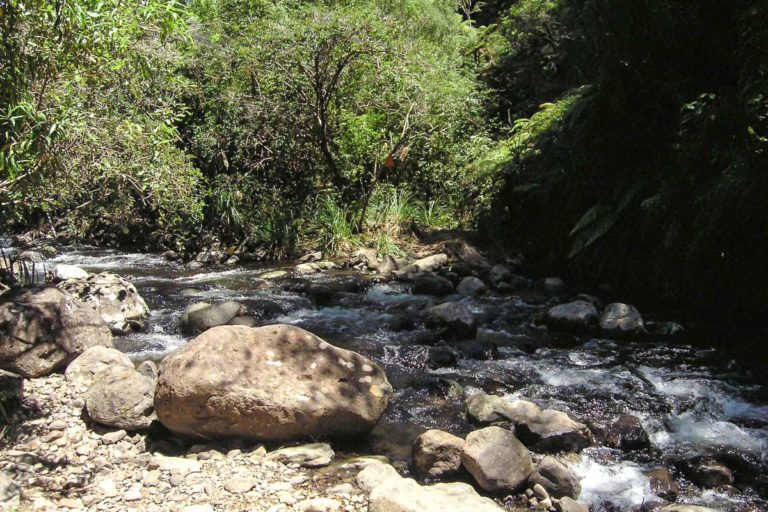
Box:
[102, 430, 128, 444]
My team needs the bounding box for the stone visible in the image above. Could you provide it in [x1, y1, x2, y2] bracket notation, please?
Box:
[457, 276, 485, 296]
[543, 277, 567, 293]
[515, 409, 592, 453]
[294, 261, 337, 274]
[297, 498, 342, 512]
[195, 250, 223, 265]
[52, 264, 89, 281]
[224, 478, 256, 493]
[179, 301, 245, 335]
[461, 426, 534, 493]
[659, 506, 721, 512]
[101, 430, 128, 445]
[645, 468, 679, 499]
[465, 393, 539, 426]
[267, 443, 335, 468]
[359, 462, 503, 512]
[182, 506, 215, 512]
[423, 302, 477, 340]
[57, 272, 149, 335]
[0, 369, 23, 405]
[154, 324, 392, 441]
[98, 478, 118, 498]
[529, 456, 581, 499]
[379, 255, 398, 274]
[678, 458, 734, 488]
[412, 429, 464, 480]
[147, 454, 202, 475]
[0, 287, 113, 378]
[532, 483, 548, 500]
[555, 497, 589, 512]
[259, 270, 289, 280]
[604, 414, 650, 451]
[65, 346, 134, 387]
[85, 365, 156, 431]
[600, 303, 645, 337]
[412, 273, 454, 296]
[487, 265, 512, 289]
[224, 255, 239, 265]
[545, 301, 598, 333]
[413, 254, 448, 272]
[137, 360, 158, 380]
[0, 473, 19, 502]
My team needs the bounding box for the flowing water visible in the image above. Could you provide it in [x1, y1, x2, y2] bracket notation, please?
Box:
[9, 240, 768, 511]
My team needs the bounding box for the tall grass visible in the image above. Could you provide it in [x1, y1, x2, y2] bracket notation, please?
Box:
[308, 195, 360, 255]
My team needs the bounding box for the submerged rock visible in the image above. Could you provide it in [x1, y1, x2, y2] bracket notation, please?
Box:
[645, 468, 679, 500]
[180, 301, 245, 335]
[678, 458, 734, 488]
[154, 324, 392, 441]
[457, 276, 485, 296]
[600, 303, 645, 337]
[423, 302, 477, 340]
[57, 273, 150, 335]
[545, 301, 598, 333]
[604, 414, 651, 451]
[412, 429, 465, 480]
[0, 288, 113, 378]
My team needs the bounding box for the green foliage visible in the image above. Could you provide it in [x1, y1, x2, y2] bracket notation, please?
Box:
[308, 196, 361, 255]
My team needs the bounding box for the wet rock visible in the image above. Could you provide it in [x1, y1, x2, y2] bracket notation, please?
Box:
[413, 273, 454, 296]
[488, 265, 512, 289]
[605, 414, 650, 451]
[426, 346, 458, 369]
[294, 261, 337, 274]
[299, 251, 323, 263]
[65, 346, 134, 387]
[258, 270, 289, 279]
[516, 409, 592, 453]
[600, 303, 645, 337]
[457, 277, 485, 296]
[57, 273, 150, 335]
[52, 264, 89, 281]
[544, 301, 598, 333]
[179, 301, 245, 335]
[645, 468, 679, 499]
[461, 426, 534, 493]
[679, 458, 734, 488]
[0, 287, 113, 378]
[414, 254, 449, 272]
[529, 456, 581, 499]
[543, 277, 567, 294]
[351, 248, 380, 270]
[229, 315, 258, 327]
[267, 443, 335, 468]
[194, 249, 223, 265]
[154, 324, 392, 441]
[454, 340, 499, 360]
[659, 506, 721, 512]
[555, 497, 589, 512]
[423, 302, 477, 340]
[412, 429, 464, 480]
[224, 255, 240, 265]
[358, 462, 503, 512]
[465, 394, 540, 426]
[646, 321, 685, 336]
[85, 365, 156, 431]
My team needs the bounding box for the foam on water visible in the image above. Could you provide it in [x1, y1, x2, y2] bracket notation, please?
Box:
[571, 455, 656, 510]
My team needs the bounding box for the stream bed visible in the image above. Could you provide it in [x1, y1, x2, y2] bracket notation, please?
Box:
[10, 241, 768, 511]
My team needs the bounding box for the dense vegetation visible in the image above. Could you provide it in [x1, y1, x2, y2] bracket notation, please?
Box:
[2, 0, 767, 320]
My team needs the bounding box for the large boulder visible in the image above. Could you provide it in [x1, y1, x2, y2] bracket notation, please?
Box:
[57, 273, 149, 335]
[85, 365, 156, 431]
[456, 277, 485, 296]
[461, 426, 534, 493]
[487, 265, 511, 289]
[179, 301, 245, 335]
[65, 346, 134, 387]
[0, 288, 113, 378]
[52, 264, 89, 282]
[412, 429, 465, 480]
[358, 462, 503, 512]
[599, 303, 645, 337]
[422, 302, 477, 340]
[545, 301, 598, 333]
[154, 325, 392, 441]
[412, 273, 454, 296]
[528, 456, 581, 499]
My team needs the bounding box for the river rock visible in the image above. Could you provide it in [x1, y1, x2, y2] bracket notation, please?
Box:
[295, 261, 337, 274]
[529, 456, 581, 499]
[267, 443, 335, 468]
[423, 302, 477, 340]
[358, 462, 503, 512]
[195, 249, 223, 265]
[544, 301, 598, 333]
[180, 301, 245, 335]
[412, 273, 454, 296]
[0, 370, 23, 406]
[154, 324, 392, 441]
[57, 272, 150, 335]
[487, 265, 511, 289]
[645, 468, 679, 499]
[466, 393, 539, 426]
[516, 409, 593, 453]
[414, 254, 448, 272]
[659, 506, 721, 512]
[351, 248, 380, 270]
[0, 288, 113, 377]
[600, 303, 645, 337]
[85, 365, 156, 431]
[379, 255, 398, 274]
[52, 264, 89, 281]
[604, 414, 650, 451]
[461, 426, 534, 493]
[412, 429, 464, 480]
[457, 276, 485, 296]
[137, 360, 159, 380]
[0, 473, 19, 503]
[678, 458, 734, 488]
[65, 346, 134, 387]
[555, 497, 589, 512]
